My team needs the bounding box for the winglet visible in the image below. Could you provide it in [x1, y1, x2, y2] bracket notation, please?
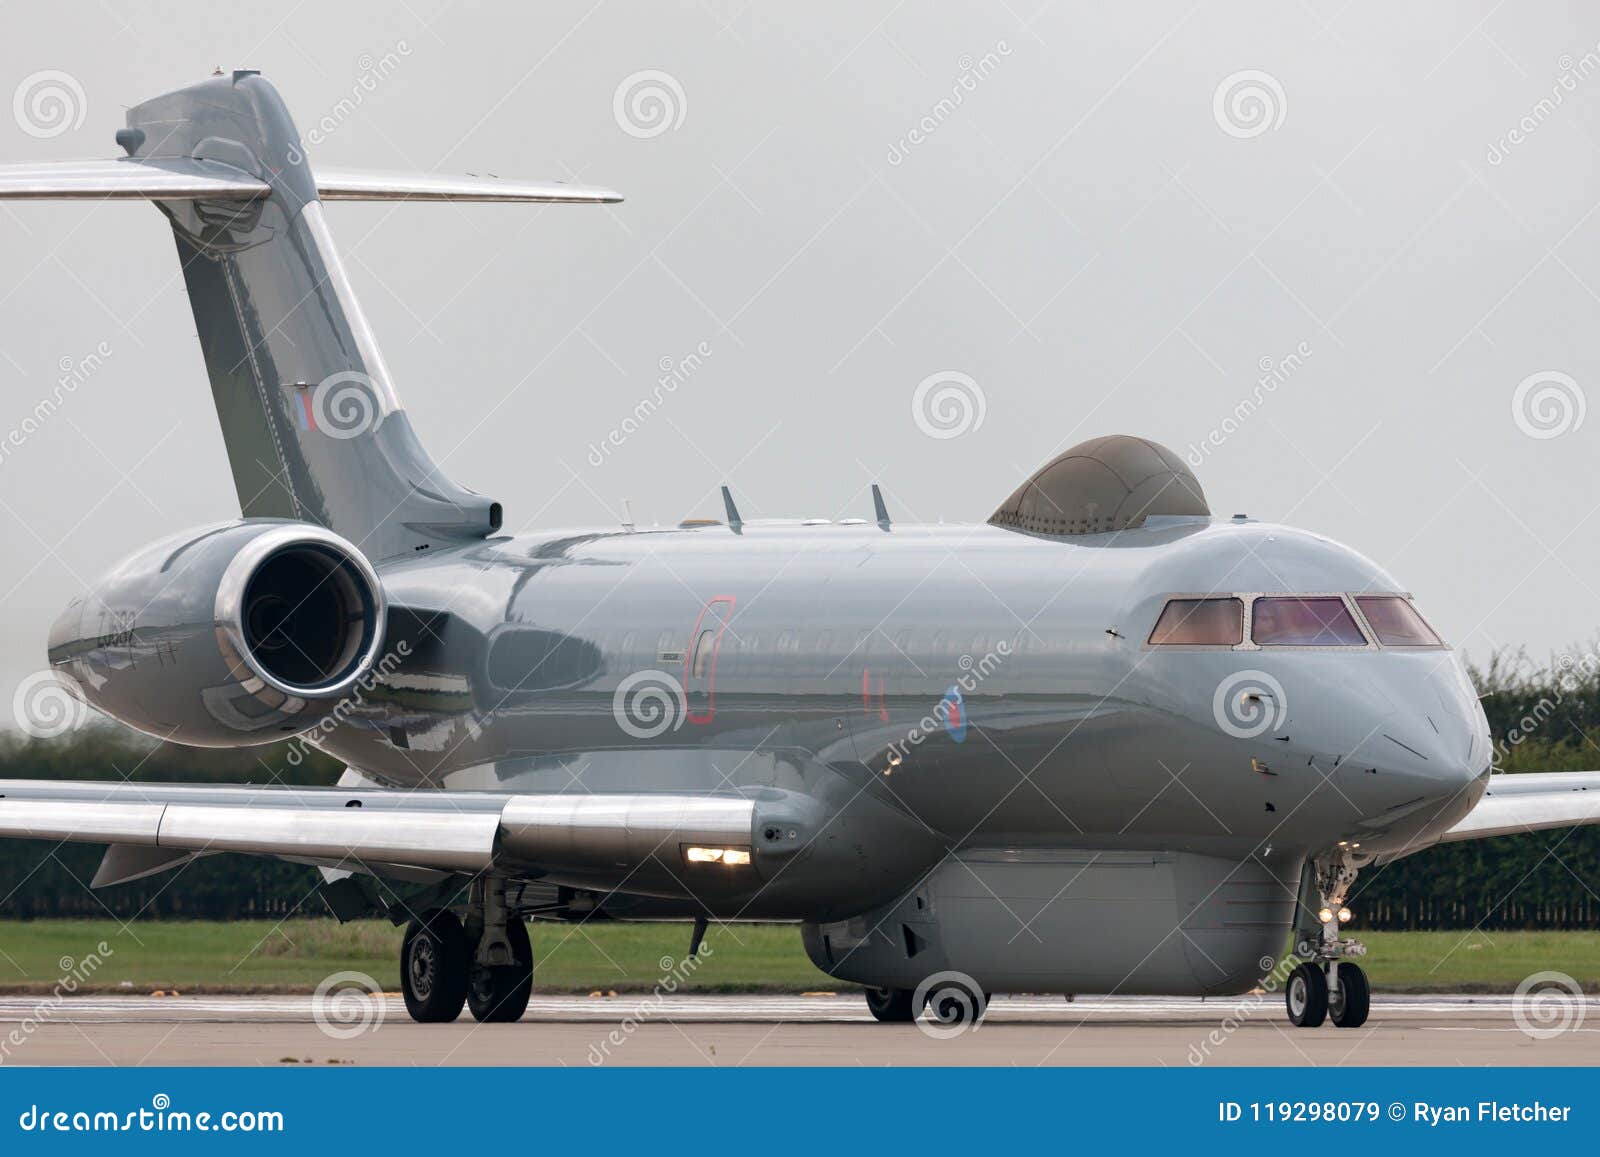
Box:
[721, 485, 743, 533]
[871, 484, 891, 530]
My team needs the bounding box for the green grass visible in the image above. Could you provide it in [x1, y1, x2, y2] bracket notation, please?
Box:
[1357, 931, 1600, 991]
[0, 921, 1594, 994]
[0, 920, 837, 994]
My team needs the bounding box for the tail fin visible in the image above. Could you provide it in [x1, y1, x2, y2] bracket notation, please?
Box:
[0, 70, 620, 560]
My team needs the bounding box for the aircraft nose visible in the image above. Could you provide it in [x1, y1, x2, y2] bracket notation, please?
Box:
[1375, 660, 1490, 805]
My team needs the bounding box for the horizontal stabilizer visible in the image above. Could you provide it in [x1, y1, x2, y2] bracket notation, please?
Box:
[0, 158, 620, 204]
[315, 167, 621, 203]
[0, 157, 269, 200]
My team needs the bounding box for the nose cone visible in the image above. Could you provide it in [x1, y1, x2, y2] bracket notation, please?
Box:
[1194, 650, 1489, 849]
[1344, 655, 1489, 841]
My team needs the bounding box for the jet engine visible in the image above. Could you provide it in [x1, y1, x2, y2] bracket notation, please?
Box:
[47, 520, 387, 747]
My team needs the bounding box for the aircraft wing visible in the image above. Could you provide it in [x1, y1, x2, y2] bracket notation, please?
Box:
[1435, 771, 1600, 843]
[0, 778, 783, 892]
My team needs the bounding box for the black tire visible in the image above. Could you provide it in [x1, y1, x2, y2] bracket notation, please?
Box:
[925, 978, 986, 1030]
[864, 986, 917, 1023]
[1329, 962, 1370, 1028]
[401, 909, 470, 1023]
[1286, 962, 1329, 1028]
[467, 917, 533, 1024]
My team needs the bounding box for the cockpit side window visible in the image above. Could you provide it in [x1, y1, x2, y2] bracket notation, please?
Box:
[1355, 596, 1442, 647]
[1251, 596, 1368, 646]
[1149, 597, 1244, 645]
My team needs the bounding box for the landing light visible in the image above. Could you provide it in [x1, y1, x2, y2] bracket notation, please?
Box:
[1337, 907, 1353, 924]
[1317, 907, 1334, 924]
[686, 846, 752, 866]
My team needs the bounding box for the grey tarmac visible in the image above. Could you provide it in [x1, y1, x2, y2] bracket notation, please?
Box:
[0, 994, 1593, 1066]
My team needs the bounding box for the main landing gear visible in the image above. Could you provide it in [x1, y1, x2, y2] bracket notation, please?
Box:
[1286, 849, 1370, 1029]
[400, 877, 533, 1024]
[864, 977, 990, 1028]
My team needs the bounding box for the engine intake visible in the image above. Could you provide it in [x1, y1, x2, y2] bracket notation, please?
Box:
[48, 520, 387, 747]
[217, 528, 383, 697]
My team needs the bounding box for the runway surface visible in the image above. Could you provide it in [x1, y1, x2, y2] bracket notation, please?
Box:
[0, 993, 1594, 1065]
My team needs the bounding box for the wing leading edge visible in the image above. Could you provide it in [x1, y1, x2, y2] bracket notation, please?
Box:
[0, 779, 767, 890]
[1435, 770, 1600, 843]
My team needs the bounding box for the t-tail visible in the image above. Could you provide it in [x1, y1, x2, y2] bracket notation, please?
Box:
[0, 69, 620, 560]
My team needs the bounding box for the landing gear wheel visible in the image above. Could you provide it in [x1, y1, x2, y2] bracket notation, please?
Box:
[468, 917, 533, 1023]
[1329, 962, 1370, 1028]
[1286, 962, 1328, 1028]
[864, 986, 917, 1023]
[401, 909, 470, 1023]
[924, 977, 987, 1031]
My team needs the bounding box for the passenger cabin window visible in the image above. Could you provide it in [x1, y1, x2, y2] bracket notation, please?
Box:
[1356, 596, 1441, 647]
[1149, 597, 1244, 645]
[1252, 597, 1367, 647]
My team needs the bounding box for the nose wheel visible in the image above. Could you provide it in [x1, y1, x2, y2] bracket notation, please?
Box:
[1286, 849, 1372, 1029]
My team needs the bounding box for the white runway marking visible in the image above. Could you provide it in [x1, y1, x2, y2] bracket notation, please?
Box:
[0, 992, 1568, 1024]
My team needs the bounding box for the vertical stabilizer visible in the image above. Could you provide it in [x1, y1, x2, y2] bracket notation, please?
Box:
[124, 71, 497, 559]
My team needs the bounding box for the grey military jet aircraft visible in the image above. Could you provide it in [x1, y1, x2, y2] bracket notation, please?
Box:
[2, 72, 1596, 1030]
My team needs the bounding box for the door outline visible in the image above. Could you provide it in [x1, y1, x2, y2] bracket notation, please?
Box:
[683, 595, 736, 725]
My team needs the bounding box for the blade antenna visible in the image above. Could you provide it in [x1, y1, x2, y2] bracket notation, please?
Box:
[721, 485, 744, 534]
[871, 483, 891, 531]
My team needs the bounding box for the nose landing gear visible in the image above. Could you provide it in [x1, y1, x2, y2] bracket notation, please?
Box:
[1287, 849, 1371, 1029]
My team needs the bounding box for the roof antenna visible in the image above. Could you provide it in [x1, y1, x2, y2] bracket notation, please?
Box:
[871, 483, 891, 531]
[721, 485, 744, 534]
[621, 499, 635, 533]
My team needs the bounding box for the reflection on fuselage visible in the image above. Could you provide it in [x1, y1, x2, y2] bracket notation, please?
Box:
[316, 518, 1490, 863]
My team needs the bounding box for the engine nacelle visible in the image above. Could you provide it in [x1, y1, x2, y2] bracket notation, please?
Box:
[47, 520, 387, 747]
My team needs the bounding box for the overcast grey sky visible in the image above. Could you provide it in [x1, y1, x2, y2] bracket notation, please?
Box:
[3, 1, 1599, 721]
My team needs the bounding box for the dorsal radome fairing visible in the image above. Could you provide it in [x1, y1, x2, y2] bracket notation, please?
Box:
[989, 435, 1210, 535]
